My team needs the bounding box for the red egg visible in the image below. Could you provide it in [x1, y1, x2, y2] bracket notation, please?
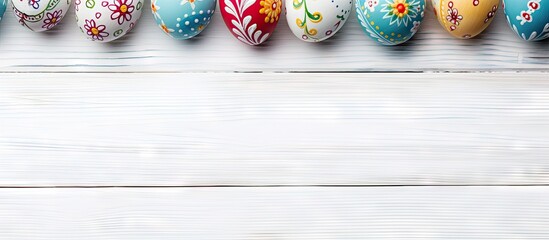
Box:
[220, 0, 282, 45]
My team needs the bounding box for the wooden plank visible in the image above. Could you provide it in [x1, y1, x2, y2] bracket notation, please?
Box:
[0, 3, 547, 72]
[0, 186, 547, 239]
[1, 72, 548, 186]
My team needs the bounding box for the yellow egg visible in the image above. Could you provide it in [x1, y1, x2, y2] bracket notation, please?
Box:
[432, 0, 500, 39]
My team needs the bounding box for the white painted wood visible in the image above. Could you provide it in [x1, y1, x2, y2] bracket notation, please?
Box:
[1, 72, 548, 186]
[0, 187, 548, 239]
[0, 2, 547, 72]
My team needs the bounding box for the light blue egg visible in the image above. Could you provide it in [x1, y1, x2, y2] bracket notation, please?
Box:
[152, 0, 216, 40]
[503, 0, 549, 41]
[356, 0, 425, 45]
[0, 0, 6, 23]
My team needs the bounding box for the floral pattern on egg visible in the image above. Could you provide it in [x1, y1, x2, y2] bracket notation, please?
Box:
[286, 0, 352, 42]
[11, 0, 72, 32]
[220, 0, 282, 45]
[75, 0, 144, 42]
[356, 0, 425, 45]
[434, 0, 500, 39]
[152, 0, 216, 40]
[503, 0, 549, 41]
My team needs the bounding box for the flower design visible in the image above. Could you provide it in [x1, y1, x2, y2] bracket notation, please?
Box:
[381, 0, 420, 26]
[109, 0, 135, 25]
[159, 21, 174, 34]
[410, 20, 420, 33]
[151, 0, 160, 19]
[517, 0, 540, 25]
[84, 19, 109, 41]
[75, 0, 81, 11]
[367, 0, 379, 11]
[259, 0, 281, 23]
[446, 1, 462, 26]
[42, 10, 63, 29]
[28, 0, 40, 9]
[181, 0, 199, 9]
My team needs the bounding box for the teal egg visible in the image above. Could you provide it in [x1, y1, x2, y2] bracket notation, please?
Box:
[356, 0, 425, 45]
[503, 0, 549, 41]
[152, 0, 216, 40]
[0, 0, 7, 23]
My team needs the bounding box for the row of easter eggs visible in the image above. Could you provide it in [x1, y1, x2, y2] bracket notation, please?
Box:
[0, 0, 547, 44]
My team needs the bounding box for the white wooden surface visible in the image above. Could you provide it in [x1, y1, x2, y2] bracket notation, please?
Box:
[0, 2, 547, 72]
[1, 187, 548, 239]
[1, 72, 549, 187]
[1, 0, 549, 238]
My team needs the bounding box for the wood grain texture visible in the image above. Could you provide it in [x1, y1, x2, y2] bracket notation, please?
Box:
[0, 186, 548, 239]
[0, 2, 547, 72]
[1, 72, 548, 186]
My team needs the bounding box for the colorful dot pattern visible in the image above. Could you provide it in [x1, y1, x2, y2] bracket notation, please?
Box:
[152, 0, 216, 40]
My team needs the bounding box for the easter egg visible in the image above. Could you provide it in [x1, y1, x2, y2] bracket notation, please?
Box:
[151, 0, 216, 40]
[503, 0, 549, 41]
[356, 0, 425, 45]
[0, 0, 6, 23]
[220, 0, 282, 45]
[286, 0, 352, 42]
[11, 0, 72, 32]
[432, 0, 500, 39]
[75, 0, 144, 42]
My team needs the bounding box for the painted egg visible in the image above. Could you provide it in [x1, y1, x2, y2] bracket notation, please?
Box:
[503, 0, 549, 41]
[432, 0, 500, 39]
[220, 0, 282, 45]
[0, 0, 6, 23]
[75, 0, 144, 42]
[356, 0, 425, 45]
[286, 0, 352, 42]
[12, 0, 72, 32]
[151, 0, 216, 40]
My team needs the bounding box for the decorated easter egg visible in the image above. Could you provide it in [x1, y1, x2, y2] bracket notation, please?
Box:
[503, 0, 549, 41]
[432, 0, 500, 39]
[286, 0, 352, 42]
[356, 0, 425, 45]
[220, 0, 282, 45]
[12, 0, 72, 32]
[0, 0, 6, 23]
[75, 0, 144, 42]
[151, 0, 216, 40]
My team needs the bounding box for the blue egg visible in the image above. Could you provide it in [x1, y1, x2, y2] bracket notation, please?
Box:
[0, 0, 6, 23]
[503, 0, 549, 41]
[356, 0, 425, 45]
[152, 0, 216, 40]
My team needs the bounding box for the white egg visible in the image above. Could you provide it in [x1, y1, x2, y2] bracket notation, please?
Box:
[12, 0, 72, 32]
[75, 0, 144, 42]
[286, 0, 352, 42]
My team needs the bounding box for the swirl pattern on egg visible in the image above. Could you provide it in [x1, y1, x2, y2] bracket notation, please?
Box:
[12, 0, 72, 32]
[286, 0, 352, 42]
